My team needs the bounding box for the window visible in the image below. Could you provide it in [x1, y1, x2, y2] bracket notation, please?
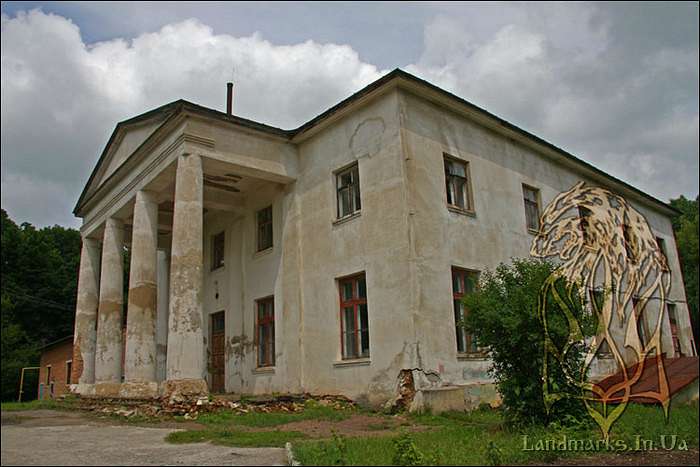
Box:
[522, 185, 540, 232]
[667, 303, 681, 357]
[633, 298, 649, 347]
[212, 231, 225, 269]
[212, 312, 225, 333]
[578, 206, 594, 246]
[444, 156, 473, 212]
[45, 365, 52, 385]
[336, 163, 361, 218]
[452, 267, 479, 354]
[65, 361, 72, 384]
[589, 290, 612, 358]
[656, 237, 669, 270]
[338, 273, 369, 359]
[257, 206, 273, 251]
[256, 297, 275, 367]
[622, 224, 637, 263]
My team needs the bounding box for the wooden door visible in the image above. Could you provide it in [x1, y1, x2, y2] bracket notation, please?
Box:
[210, 311, 225, 393]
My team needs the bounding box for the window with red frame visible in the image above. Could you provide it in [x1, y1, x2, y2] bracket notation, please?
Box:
[256, 297, 275, 367]
[338, 273, 369, 359]
[452, 267, 479, 354]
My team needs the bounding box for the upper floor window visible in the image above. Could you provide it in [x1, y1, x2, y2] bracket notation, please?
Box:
[338, 273, 369, 359]
[212, 231, 225, 270]
[656, 236, 669, 270]
[444, 155, 473, 212]
[622, 224, 637, 263]
[578, 206, 594, 246]
[452, 267, 479, 354]
[522, 185, 541, 232]
[257, 206, 273, 251]
[336, 163, 361, 219]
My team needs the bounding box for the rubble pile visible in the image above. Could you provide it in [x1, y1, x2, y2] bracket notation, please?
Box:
[76, 393, 356, 421]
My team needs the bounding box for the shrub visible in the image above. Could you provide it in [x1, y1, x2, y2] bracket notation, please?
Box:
[462, 258, 592, 428]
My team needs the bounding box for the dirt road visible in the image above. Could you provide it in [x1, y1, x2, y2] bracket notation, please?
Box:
[1, 410, 287, 466]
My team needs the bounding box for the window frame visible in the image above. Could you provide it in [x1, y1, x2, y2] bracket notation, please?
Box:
[211, 231, 225, 270]
[65, 360, 72, 385]
[338, 272, 370, 360]
[622, 224, 637, 264]
[256, 206, 273, 252]
[452, 267, 482, 356]
[335, 163, 361, 220]
[656, 236, 669, 270]
[255, 296, 275, 367]
[444, 154, 475, 214]
[578, 206, 594, 247]
[522, 184, 541, 233]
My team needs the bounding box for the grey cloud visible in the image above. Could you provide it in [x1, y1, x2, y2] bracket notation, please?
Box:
[1, 3, 697, 228]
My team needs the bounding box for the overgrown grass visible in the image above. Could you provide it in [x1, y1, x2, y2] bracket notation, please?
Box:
[197, 400, 352, 427]
[1, 398, 77, 412]
[292, 402, 699, 466]
[166, 428, 307, 447]
[164, 400, 353, 448]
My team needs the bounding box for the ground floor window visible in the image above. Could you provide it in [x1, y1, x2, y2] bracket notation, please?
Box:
[338, 273, 369, 359]
[452, 267, 479, 354]
[256, 297, 275, 367]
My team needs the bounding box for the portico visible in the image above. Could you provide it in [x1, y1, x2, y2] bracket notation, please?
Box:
[71, 100, 297, 399]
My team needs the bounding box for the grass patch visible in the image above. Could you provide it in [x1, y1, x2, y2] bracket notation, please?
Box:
[1, 398, 78, 412]
[292, 402, 699, 465]
[198, 400, 352, 428]
[166, 428, 307, 447]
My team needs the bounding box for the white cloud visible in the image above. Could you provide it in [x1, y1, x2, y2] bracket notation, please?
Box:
[1, 5, 698, 228]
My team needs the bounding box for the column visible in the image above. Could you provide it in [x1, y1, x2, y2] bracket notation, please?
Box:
[94, 217, 124, 396]
[72, 237, 100, 393]
[156, 248, 170, 383]
[122, 190, 159, 398]
[164, 153, 208, 399]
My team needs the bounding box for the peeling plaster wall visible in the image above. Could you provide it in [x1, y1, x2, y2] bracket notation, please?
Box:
[202, 181, 303, 395]
[293, 90, 418, 405]
[398, 90, 695, 389]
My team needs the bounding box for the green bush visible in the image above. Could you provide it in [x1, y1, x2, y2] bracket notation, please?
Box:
[462, 258, 592, 428]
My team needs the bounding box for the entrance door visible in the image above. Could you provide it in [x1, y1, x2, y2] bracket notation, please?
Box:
[209, 311, 226, 393]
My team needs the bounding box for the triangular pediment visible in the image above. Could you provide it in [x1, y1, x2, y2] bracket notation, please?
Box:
[76, 102, 182, 212]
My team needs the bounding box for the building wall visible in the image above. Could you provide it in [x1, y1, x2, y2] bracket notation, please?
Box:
[39, 340, 74, 399]
[197, 87, 694, 405]
[397, 89, 695, 388]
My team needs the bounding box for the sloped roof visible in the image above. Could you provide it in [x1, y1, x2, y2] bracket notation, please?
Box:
[74, 69, 677, 216]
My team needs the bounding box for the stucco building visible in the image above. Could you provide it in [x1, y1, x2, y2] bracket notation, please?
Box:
[70, 69, 696, 405]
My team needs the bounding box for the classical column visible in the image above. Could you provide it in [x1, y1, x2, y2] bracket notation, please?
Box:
[156, 248, 170, 383]
[94, 217, 125, 396]
[122, 190, 159, 398]
[164, 154, 208, 399]
[71, 237, 100, 394]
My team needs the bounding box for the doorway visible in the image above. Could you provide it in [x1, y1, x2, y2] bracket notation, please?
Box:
[209, 311, 226, 393]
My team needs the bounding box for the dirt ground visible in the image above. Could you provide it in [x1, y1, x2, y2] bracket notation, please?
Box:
[0, 410, 287, 466]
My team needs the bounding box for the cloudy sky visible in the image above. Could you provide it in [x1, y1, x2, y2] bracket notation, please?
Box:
[1, 1, 698, 228]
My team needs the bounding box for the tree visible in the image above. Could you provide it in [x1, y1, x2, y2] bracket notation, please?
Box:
[0, 209, 81, 400]
[462, 258, 591, 427]
[669, 195, 699, 347]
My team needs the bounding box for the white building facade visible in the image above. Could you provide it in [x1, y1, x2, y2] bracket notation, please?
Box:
[71, 70, 696, 405]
